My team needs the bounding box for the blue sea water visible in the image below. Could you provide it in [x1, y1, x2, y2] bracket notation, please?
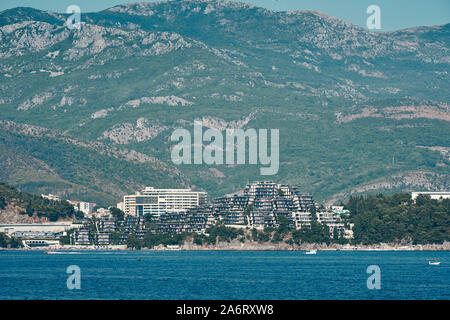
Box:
[0, 250, 449, 300]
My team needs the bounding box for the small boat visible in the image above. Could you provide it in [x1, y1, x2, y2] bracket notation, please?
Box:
[305, 249, 317, 255]
[45, 250, 56, 254]
[428, 259, 440, 266]
[165, 245, 181, 251]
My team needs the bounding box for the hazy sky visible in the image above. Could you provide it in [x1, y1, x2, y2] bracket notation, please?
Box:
[0, 0, 449, 31]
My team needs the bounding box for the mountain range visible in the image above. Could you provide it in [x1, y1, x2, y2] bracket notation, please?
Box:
[0, 0, 449, 206]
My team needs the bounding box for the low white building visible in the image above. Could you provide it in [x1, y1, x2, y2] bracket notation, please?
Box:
[411, 192, 450, 201]
[292, 211, 312, 229]
[79, 202, 96, 215]
[0, 222, 81, 236]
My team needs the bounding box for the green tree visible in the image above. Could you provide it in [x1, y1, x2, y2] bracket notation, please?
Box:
[110, 207, 124, 221]
[346, 193, 450, 245]
[126, 234, 142, 249]
[310, 204, 317, 220]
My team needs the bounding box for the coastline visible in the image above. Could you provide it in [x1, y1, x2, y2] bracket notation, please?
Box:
[2, 240, 450, 251]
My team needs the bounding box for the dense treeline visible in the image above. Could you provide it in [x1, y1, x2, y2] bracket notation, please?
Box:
[0, 232, 22, 248]
[125, 220, 338, 249]
[0, 182, 82, 221]
[291, 222, 334, 245]
[346, 193, 450, 245]
[127, 225, 247, 249]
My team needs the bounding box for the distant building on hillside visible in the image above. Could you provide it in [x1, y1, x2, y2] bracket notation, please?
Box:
[292, 212, 312, 229]
[72, 229, 90, 245]
[79, 202, 96, 215]
[123, 187, 207, 218]
[96, 232, 110, 246]
[331, 206, 350, 216]
[121, 181, 353, 238]
[212, 181, 315, 229]
[41, 194, 61, 201]
[120, 215, 145, 243]
[99, 218, 116, 232]
[87, 208, 110, 219]
[157, 210, 211, 233]
[67, 200, 96, 215]
[316, 211, 346, 236]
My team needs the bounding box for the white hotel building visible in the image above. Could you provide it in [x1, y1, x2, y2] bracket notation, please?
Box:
[123, 187, 207, 217]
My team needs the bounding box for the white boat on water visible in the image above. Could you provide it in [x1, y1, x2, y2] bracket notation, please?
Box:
[165, 245, 181, 251]
[428, 259, 440, 266]
[305, 249, 317, 255]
